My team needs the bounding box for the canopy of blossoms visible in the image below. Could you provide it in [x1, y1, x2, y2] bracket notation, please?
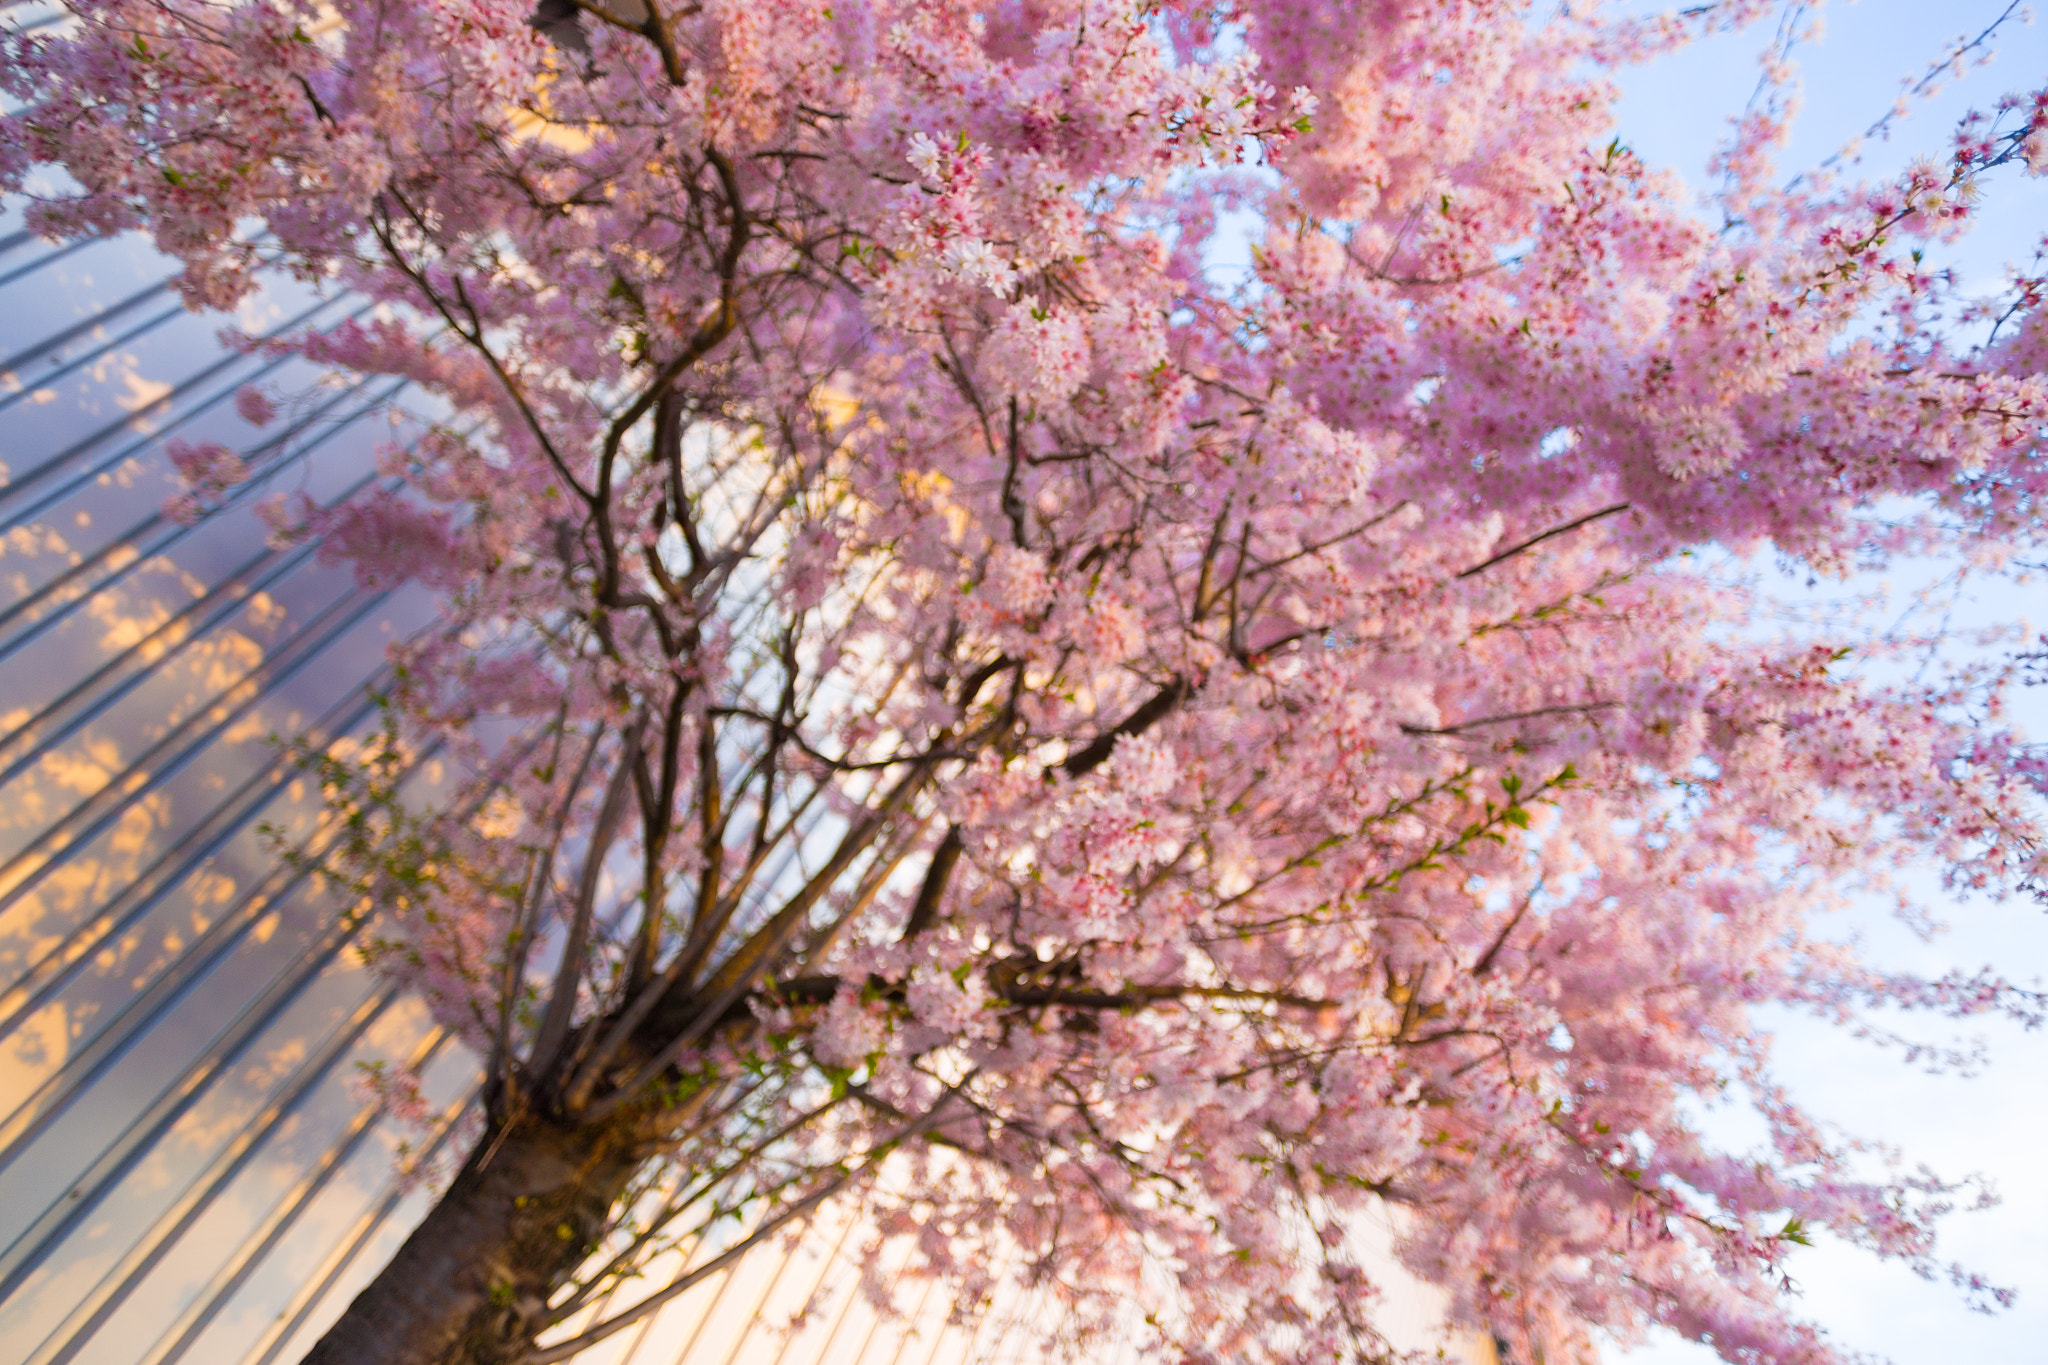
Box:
[7, 2, 2048, 1363]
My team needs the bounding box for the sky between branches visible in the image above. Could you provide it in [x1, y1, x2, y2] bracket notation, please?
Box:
[1604, 4, 2048, 1362]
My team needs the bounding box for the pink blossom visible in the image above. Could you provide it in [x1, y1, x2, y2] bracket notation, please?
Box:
[166, 438, 247, 488]
[983, 302, 1091, 403]
[233, 384, 276, 427]
[814, 987, 887, 1069]
[12, 2, 2046, 1360]
[979, 545, 1054, 618]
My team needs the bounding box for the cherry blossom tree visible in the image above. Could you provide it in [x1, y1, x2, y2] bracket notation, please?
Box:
[7, 2, 2048, 1363]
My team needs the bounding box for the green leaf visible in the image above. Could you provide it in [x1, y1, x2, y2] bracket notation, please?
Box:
[819, 1062, 855, 1100]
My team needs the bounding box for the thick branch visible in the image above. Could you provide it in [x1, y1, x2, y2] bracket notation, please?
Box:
[1061, 677, 1190, 778]
[900, 825, 963, 940]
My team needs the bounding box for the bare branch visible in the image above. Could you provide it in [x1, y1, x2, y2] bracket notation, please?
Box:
[1457, 502, 1631, 579]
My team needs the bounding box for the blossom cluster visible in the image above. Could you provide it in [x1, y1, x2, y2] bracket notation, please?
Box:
[9, 2, 2048, 1362]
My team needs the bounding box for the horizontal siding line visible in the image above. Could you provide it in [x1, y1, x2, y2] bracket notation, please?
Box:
[0, 277, 182, 394]
[0, 686, 396, 1162]
[0, 292, 362, 529]
[0, 583, 400, 918]
[0, 370, 407, 652]
[107, 1036, 467, 1365]
[0, 466, 401, 787]
[0, 980, 405, 1318]
[236, 1090, 482, 1365]
[0, 531, 333, 779]
[22, 1008, 440, 1365]
[0, 234, 91, 293]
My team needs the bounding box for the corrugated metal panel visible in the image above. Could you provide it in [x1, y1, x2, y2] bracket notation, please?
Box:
[0, 201, 1080, 1365]
[0, 203, 451, 1365]
[0, 204, 1484, 1365]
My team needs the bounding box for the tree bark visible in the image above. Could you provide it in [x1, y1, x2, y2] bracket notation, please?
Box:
[299, 1109, 646, 1365]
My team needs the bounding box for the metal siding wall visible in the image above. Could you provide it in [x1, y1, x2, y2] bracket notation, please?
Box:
[0, 205, 1486, 1365]
[0, 204, 452, 1365]
[0, 207, 1046, 1365]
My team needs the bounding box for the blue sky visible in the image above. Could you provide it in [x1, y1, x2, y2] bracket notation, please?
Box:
[1606, 5, 2048, 1362]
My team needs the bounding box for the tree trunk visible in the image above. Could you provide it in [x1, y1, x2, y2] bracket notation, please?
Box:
[299, 1109, 645, 1365]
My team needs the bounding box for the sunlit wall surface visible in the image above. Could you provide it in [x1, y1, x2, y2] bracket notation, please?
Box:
[0, 210, 1492, 1365]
